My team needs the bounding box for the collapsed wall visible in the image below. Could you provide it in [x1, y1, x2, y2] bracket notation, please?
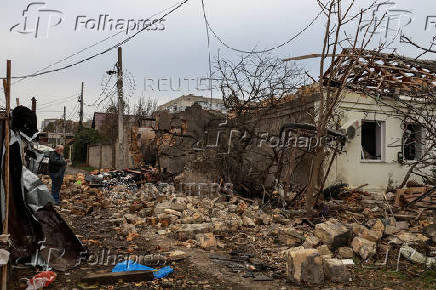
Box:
[155, 95, 321, 197]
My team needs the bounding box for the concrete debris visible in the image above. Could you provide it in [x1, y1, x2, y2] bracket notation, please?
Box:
[337, 247, 354, 259]
[423, 224, 436, 243]
[352, 237, 376, 260]
[314, 219, 352, 250]
[302, 235, 321, 249]
[285, 247, 324, 284]
[196, 233, 217, 249]
[323, 258, 351, 282]
[385, 221, 409, 235]
[318, 244, 333, 257]
[352, 223, 382, 242]
[36, 169, 436, 288]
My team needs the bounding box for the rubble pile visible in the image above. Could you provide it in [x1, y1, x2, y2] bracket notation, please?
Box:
[41, 172, 436, 287]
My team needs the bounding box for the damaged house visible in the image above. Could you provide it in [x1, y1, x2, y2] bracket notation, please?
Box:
[322, 49, 436, 191]
[155, 49, 436, 195]
[89, 112, 156, 168]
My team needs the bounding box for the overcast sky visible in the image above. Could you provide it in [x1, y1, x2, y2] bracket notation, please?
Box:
[1, 0, 435, 126]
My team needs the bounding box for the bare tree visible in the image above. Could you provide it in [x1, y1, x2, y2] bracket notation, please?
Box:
[134, 96, 158, 118]
[216, 53, 306, 115]
[298, 0, 388, 214]
[209, 53, 318, 200]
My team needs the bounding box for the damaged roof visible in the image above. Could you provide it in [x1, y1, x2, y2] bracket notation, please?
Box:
[324, 48, 436, 97]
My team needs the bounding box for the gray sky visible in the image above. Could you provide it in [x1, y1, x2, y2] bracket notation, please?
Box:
[1, 0, 435, 126]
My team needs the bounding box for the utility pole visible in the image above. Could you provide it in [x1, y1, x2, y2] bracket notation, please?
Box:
[63, 106, 66, 145]
[31, 97, 37, 112]
[2, 60, 11, 290]
[117, 47, 124, 169]
[79, 82, 84, 127]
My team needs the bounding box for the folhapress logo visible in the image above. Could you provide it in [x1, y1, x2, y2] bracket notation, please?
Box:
[10, 2, 64, 38]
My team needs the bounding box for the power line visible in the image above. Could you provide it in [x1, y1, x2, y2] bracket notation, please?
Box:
[2, 1, 183, 89]
[201, 0, 214, 108]
[201, 1, 323, 54]
[1, 0, 189, 80]
[67, 103, 80, 119]
[91, 65, 116, 106]
[94, 82, 117, 108]
[37, 93, 79, 108]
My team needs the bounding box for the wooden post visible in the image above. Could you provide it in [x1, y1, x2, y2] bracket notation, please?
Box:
[79, 82, 84, 127]
[31, 97, 37, 112]
[117, 47, 124, 169]
[63, 106, 66, 145]
[2, 60, 11, 290]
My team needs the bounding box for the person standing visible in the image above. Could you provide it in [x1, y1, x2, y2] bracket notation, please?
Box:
[49, 145, 67, 205]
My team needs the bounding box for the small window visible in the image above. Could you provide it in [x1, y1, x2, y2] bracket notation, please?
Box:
[403, 124, 422, 161]
[361, 120, 384, 160]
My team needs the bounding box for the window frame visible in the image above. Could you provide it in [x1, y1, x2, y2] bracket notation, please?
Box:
[360, 119, 386, 163]
[402, 123, 423, 162]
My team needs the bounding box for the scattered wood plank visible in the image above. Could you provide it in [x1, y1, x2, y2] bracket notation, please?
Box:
[81, 270, 154, 284]
[395, 186, 436, 209]
[125, 169, 142, 175]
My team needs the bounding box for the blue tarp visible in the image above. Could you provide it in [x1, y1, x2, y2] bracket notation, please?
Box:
[112, 261, 173, 279]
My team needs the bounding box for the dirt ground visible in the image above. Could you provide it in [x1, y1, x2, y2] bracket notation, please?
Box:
[6, 171, 436, 289]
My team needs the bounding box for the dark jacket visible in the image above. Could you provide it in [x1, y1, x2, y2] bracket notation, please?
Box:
[49, 151, 66, 175]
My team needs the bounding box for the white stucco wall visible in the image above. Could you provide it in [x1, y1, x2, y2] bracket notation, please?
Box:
[325, 92, 434, 192]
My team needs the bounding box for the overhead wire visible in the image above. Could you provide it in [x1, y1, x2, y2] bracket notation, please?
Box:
[37, 93, 79, 107]
[66, 103, 80, 120]
[201, 0, 214, 108]
[91, 65, 117, 106]
[201, 0, 323, 54]
[1, 0, 184, 88]
[0, 0, 190, 80]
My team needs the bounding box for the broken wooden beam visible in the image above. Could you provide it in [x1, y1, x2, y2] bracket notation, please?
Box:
[81, 270, 154, 284]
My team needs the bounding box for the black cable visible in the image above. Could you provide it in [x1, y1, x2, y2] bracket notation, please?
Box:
[67, 103, 80, 119]
[38, 93, 79, 108]
[1, 0, 189, 80]
[201, 0, 214, 108]
[201, 0, 323, 54]
[91, 65, 116, 106]
[1, 1, 183, 89]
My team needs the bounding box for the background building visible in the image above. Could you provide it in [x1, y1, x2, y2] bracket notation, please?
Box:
[157, 94, 226, 113]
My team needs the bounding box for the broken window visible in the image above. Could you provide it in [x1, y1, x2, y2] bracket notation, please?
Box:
[361, 120, 384, 160]
[403, 123, 422, 161]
